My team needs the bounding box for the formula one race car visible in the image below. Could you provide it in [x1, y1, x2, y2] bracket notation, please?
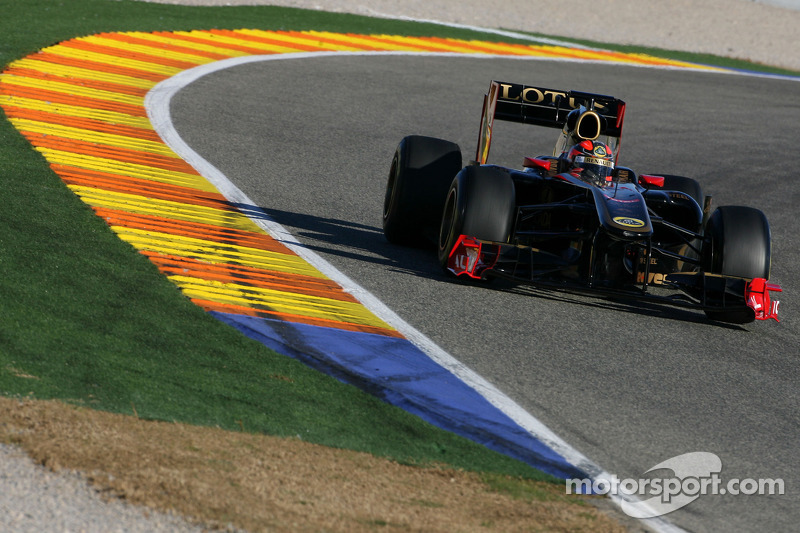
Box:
[382, 80, 781, 323]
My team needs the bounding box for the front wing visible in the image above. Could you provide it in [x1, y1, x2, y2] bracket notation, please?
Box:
[445, 235, 781, 322]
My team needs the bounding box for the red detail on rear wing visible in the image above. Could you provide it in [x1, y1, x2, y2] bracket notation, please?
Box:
[475, 80, 626, 164]
[616, 102, 626, 133]
[746, 278, 782, 321]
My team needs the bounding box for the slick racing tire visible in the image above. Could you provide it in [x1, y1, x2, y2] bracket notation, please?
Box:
[659, 174, 706, 251]
[644, 173, 705, 236]
[702, 205, 772, 322]
[383, 135, 462, 246]
[437, 165, 515, 270]
[649, 174, 704, 207]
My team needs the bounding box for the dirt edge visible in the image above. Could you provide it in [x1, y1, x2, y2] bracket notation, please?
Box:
[0, 396, 641, 532]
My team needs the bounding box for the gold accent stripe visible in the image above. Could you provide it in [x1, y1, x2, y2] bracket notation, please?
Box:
[169, 275, 392, 330]
[9, 118, 173, 156]
[0, 95, 154, 128]
[67, 185, 263, 233]
[6, 58, 159, 89]
[316, 32, 439, 52]
[236, 29, 365, 52]
[42, 42, 185, 76]
[81, 35, 217, 66]
[124, 31, 253, 58]
[0, 74, 145, 106]
[180, 30, 307, 54]
[112, 227, 323, 279]
[41, 149, 216, 191]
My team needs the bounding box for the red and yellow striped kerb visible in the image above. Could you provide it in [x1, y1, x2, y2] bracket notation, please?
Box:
[0, 30, 714, 336]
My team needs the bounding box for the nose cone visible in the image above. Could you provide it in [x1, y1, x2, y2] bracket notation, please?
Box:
[609, 217, 653, 239]
[592, 185, 653, 239]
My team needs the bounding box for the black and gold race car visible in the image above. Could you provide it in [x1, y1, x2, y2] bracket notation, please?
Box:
[382, 80, 781, 323]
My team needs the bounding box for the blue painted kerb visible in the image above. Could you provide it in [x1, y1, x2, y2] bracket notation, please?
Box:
[211, 311, 587, 480]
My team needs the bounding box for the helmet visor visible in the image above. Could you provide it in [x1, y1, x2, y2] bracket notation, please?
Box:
[572, 155, 614, 181]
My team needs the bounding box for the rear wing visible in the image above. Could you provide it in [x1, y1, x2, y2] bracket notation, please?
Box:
[476, 81, 626, 164]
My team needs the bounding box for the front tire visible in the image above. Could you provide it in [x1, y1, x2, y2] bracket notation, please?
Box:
[702, 205, 772, 322]
[437, 165, 515, 270]
[383, 135, 462, 245]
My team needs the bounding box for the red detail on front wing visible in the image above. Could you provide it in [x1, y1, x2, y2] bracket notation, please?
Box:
[746, 278, 782, 321]
[447, 235, 500, 279]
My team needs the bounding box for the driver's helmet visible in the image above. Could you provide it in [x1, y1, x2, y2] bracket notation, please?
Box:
[566, 140, 615, 182]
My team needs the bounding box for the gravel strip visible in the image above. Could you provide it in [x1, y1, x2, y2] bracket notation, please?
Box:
[146, 0, 800, 71]
[2, 1, 796, 532]
[0, 444, 207, 533]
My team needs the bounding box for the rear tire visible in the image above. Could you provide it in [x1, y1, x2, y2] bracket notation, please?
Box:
[383, 135, 462, 245]
[702, 205, 771, 322]
[650, 174, 704, 207]
[437, 165, 515, 270]
[657, 174, 705, 251]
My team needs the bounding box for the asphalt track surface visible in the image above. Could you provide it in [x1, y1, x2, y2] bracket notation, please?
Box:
[169, 55, 799, 532]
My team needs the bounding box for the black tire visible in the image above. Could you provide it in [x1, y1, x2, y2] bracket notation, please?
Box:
[702, 206, 772, 322]
[383, 135, 462, 245]
[652, 174, 705, 207]
[703, 206, 771, 279]
[437, 165, 516, 270]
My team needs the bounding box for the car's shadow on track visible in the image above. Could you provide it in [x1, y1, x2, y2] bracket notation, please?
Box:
[495, 283, 747, 330]
[245, 205, 451, 274]
[247, 205, 748, 331]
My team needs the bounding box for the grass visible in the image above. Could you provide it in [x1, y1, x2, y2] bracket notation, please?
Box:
[481, 472, 588, 504]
